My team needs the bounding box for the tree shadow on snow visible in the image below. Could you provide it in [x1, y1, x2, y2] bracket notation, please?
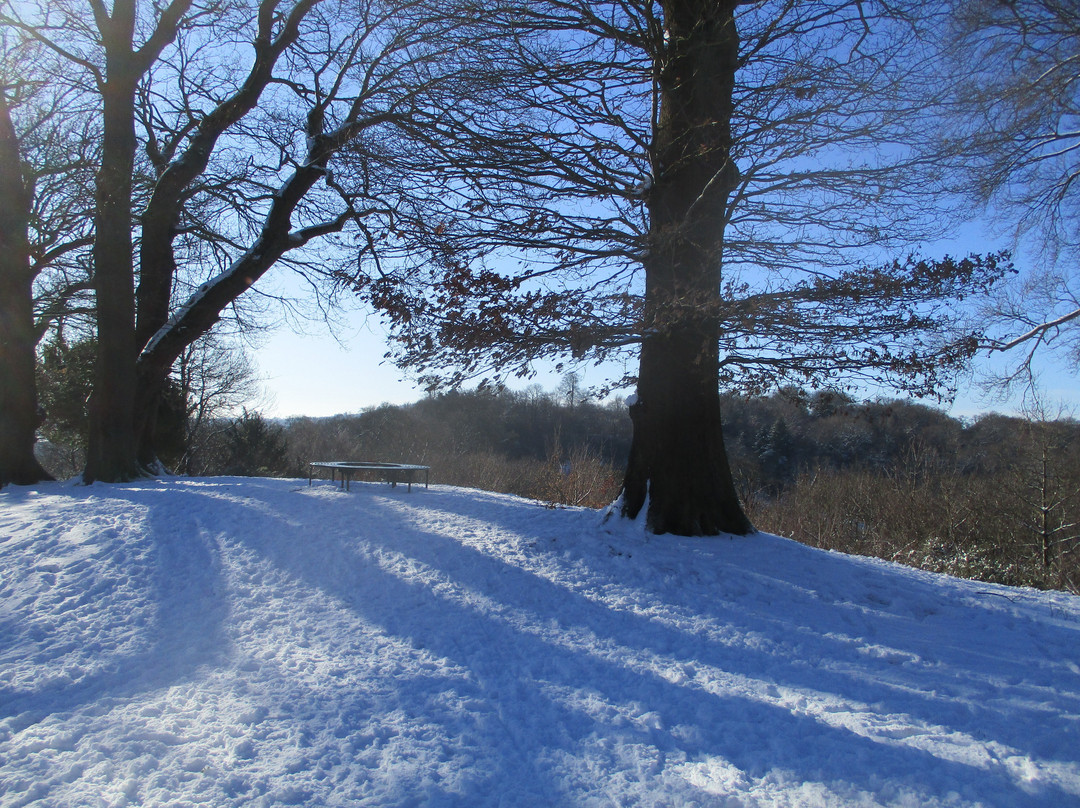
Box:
[0, 482, 230, 722]
[208, 479, 1079, 807]
[418, 486, 1080, 760]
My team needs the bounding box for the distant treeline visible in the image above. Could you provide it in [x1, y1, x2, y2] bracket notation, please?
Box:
[35, 382, 1080, 593]
[724, 390, 1080, 594]
[281, 386, 1080, 593]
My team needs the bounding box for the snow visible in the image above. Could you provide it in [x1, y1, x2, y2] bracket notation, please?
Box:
[627, 175, 653, 197]
[1, 477, 1079, 807]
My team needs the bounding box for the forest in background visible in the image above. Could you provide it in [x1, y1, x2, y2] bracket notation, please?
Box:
[34, 373, 1080, 595]
[7, 0, 1080, 537]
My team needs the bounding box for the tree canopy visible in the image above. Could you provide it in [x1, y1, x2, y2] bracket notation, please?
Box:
[354, 1, 1006, 399]
[937, 0, 1080, 386]
[337, 0, 1010, 533]
[1, 0, 1054, 539]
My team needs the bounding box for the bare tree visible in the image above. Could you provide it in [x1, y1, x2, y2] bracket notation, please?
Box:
[355, 0, 1006, 534]
[939, 1, 1080, 386]
[0, 89, 51, 485]
[130, 0, 487, 467]
[0, 33, 95, 486]
[558, 372, 582, 409]
[2, 0, 484, 480]
[175, 332, 262, 475]
[0, 0, 201, 481]
[1008, 397, 1080, 574]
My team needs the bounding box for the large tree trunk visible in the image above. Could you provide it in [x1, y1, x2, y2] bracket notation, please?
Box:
[0, 95, 53, 486]
[623, 328, 751, 536]
[620, 0, 752, 536]
[83, 0, 191, 482]
[130, 0, 317, 469]
[83, 53, 141, 483]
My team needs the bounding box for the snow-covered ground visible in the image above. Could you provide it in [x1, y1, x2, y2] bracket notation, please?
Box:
[1, 477, 1078, 807]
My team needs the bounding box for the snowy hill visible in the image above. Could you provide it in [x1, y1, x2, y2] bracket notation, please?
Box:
[1, 477, 1079, 807]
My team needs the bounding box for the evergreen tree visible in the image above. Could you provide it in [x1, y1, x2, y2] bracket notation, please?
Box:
[222, 410, 290, 477]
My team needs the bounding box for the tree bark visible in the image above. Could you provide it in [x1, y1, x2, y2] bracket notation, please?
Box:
[0, 94, 53, 486]
[82, 0, 191, 482]
[620, 0, 752, 535]
[133, 157, 347, 465]
[83, 40, 141, 482]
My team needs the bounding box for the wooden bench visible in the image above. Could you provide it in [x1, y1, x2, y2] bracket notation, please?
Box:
[308, 461, 430, 492]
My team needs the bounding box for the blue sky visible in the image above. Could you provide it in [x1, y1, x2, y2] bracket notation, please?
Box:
[256, 317, 617, 417]
[254, 304, 1080, 420]
[252, 215, 1080, 420]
